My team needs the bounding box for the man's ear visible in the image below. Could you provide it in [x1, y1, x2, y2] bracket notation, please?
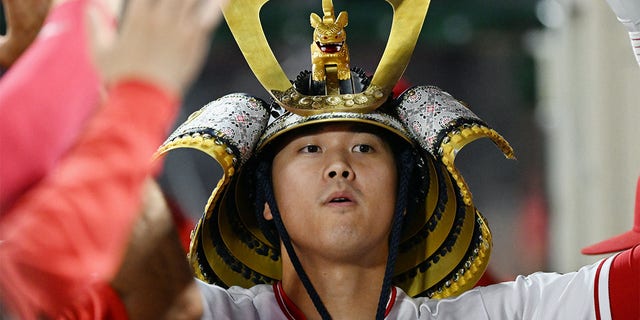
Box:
[263, 202, 274, 221]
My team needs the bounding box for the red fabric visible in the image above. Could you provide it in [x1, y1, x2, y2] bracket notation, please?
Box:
[56, 283, 129, 320]
[274, 281, 306, 320]
[608, 244, 640, 319]
[593, 258, 607, 320]
[0, 0, 102, 212]
[0, 80, 178, 319]
[392, 77, 411, 98]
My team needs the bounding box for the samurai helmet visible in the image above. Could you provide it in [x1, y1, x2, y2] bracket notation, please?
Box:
[158, 0, 514, 299]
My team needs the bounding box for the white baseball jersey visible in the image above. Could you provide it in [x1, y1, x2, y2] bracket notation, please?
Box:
[198, 256, 615, 320]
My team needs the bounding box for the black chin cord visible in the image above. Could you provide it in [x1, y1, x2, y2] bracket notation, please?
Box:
[256, 160, 333, 320]
[373, 148, 413, 320]
[255, 148, 413, 320]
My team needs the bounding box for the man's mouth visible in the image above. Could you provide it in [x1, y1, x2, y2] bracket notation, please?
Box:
[325, 191, 355, 205]
[316, 41, 344, 53]
[329, 197, 351, 203]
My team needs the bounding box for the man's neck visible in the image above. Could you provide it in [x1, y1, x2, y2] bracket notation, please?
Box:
[280, 256, 389, 320]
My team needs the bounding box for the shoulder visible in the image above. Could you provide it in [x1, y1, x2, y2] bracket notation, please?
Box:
[390, 258, 612, 320]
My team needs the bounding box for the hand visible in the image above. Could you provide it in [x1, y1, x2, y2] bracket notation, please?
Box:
[0, 0, 52, 68]
[604, 0, 640, 32]
[92, 0, 226, 96]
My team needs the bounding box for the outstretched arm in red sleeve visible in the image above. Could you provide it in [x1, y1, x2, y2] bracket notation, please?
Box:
[0, 80, 178, 319]
[608, 244, 640, 319]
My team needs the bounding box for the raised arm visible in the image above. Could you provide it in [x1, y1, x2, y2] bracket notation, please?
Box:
[0, 0, 224, 318]
[0, 0, 94, 212]
[604, 0, 640, 66]
[608, 244, 640, 318]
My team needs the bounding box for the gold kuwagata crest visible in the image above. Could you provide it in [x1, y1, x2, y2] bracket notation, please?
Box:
[221, 0, 430, 115]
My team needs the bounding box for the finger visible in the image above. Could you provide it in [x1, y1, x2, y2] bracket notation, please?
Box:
[198, 0, 227, 31]
[170, 0, 201, 27]
[121, 0, 152, 23]
[157, 0, 190, 20]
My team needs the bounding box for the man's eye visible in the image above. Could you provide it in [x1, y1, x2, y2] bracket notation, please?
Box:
[301, 145, 321, 153]
[353, 144, 373, 153]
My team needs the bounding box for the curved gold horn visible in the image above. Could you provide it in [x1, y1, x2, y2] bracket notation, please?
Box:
[370, 0, 430, 95]
[222, 0, 431, 116]
[221, 0, 292, 92]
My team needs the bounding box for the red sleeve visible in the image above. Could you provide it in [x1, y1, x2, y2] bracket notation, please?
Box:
[0, 79, 178, 319]
[56, 283, 129, 320]
[608, 244, 640, 319]
[0, 0, 101, 212]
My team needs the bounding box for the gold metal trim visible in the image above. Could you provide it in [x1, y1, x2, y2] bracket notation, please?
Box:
[440, 125, 515, 206]
[430, 212, 492, 299]
[394, 160, 457, 274]
[397, 200, 477, 296]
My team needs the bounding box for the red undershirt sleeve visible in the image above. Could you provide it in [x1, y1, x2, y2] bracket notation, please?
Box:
[56, 283, 129, 320]
[0, 79, 178, 319]
[0, 0, 101, 212]
[608, 244, 640, 319]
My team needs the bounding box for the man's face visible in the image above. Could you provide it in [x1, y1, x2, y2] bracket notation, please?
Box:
[265, 123, 398, 264]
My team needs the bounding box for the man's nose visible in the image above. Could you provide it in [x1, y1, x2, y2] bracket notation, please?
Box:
[324, 154, 354, 180]
[328, 170, 350, 179]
